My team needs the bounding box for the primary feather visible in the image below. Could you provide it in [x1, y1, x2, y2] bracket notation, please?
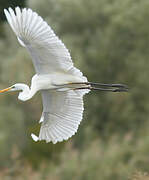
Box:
[4, 7, 74, 74]
[4, 7, 89, 143]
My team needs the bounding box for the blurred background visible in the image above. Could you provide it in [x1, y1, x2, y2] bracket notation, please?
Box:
[0, 0, 149, 179]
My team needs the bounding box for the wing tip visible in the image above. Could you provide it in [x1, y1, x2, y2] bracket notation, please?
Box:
[31, 133, 39, 142]
[8, 7, 14, 13]
[15, 6, 21, 10]
[4, 8, 7, 13]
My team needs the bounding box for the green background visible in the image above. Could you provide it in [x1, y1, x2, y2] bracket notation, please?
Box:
[0, 0, 149, 179]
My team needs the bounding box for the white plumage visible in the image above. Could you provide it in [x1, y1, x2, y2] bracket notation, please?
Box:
[39, 90, 84, 143]
[3, 7, 89, 143]
[4, 7, 74, 74]
[2, 7, 128, 143]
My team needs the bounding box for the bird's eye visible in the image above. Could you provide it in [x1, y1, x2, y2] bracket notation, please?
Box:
[11, 86, 15, 89]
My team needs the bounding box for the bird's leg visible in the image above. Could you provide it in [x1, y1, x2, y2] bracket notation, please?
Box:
[53, 82, 129, 92]
[68, 82, 128, 89]
[69, 82, 128, 92]
[74, 86, 128, 92]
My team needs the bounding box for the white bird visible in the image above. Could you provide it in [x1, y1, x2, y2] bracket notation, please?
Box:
[0, 7, 128, 144]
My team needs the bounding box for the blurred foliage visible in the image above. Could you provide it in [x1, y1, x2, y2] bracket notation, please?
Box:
[1, 134, 149, 180]
[0, 0, 149, 179]
[131, 172, 149, 180]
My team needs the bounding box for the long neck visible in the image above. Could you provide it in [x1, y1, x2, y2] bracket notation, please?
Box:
[18, 84, 37, 101]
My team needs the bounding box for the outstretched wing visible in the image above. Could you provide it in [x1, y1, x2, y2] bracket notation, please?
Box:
[4, 7, 73, 74]
[35, 90, 84, 144]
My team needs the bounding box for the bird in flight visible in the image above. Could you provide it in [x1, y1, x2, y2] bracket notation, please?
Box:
[0, 7, 128, 144]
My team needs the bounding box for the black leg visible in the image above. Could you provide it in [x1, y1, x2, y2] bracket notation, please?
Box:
[54, 82, 129, 92]
[74, 86, 128, 92]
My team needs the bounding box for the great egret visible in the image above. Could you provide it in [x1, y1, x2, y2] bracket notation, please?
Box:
[0, 7, 128, 144]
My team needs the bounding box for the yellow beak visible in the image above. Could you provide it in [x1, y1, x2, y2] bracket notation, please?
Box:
[0, 87, 12, 93]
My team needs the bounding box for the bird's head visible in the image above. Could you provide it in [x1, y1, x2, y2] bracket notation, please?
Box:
[0, 83, 29, 93]
[0, 83, 34, 101]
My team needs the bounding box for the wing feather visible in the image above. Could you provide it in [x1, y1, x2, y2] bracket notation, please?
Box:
[4, 7, 89, 144]
[36, 90, 84, 143]
[4, 7, 74, 74]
